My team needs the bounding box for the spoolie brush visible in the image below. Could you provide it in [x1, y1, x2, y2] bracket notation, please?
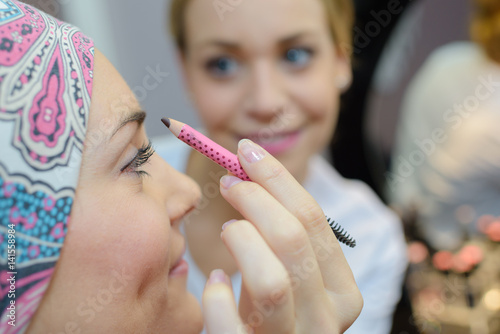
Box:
[327, 217, 356, 248]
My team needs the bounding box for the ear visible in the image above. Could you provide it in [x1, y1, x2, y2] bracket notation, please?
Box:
[334, 47, 352, 93]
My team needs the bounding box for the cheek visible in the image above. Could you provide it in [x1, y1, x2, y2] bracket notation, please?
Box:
[305, 87, 339, 148]
[291, 68, 339, 122]
[188, 71, 241, 131]
[119, 207, 171, 270]
[69, 190, 171, 287]
[289, 66, 340, 157]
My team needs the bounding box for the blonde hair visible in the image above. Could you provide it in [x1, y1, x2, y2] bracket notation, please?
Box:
[471, 0, 500, 63]
[169, 0, 354, 57]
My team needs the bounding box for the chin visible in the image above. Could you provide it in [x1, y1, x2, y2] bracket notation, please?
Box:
[165, 290, 204, 334]
[278, 151, 310, 180]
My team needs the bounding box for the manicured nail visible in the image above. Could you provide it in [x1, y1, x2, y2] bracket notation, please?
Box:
[238, 139, 266, 163]
[207, 269, 229, 286]
[220, 175, 243, 189]
[222, 219, 238, 231]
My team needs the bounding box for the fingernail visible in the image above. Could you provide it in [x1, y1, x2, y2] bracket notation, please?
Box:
[238, 139, 266, 163]
[207, 269, 230, 285]
[222, 219, 238, 231]
[220, 175, 243, 189]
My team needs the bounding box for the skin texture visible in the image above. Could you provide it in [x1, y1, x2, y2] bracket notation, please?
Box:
[177, 0, 352, 284]
[27, 50, 204, 334]
[181, 0, 351, 182]
[23, 6, 363, 330]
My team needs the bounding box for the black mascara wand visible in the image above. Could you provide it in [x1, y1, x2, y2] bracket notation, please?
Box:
[327, 217, 356, 248]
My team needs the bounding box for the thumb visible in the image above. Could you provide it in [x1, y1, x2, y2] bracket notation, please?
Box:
[203, 269, 249, 334]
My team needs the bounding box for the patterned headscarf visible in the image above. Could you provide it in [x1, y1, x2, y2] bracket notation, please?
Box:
[0, 1, 94, 332]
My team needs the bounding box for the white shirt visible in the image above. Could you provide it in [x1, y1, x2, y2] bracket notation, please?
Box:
[155, 135, 408, 334]
[389, 42, 500, 250]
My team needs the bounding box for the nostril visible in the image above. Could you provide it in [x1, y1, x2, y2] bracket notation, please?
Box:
[245, 87, 286, 119]
[168, 200, 199, 226]
[188, 179, 202, 206]
[248, 105, 284, 121]
[192, 189, 202, 210]
[166, 178, 203, 225]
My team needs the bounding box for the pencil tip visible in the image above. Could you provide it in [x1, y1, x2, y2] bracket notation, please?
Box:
[161, 118, 171, 128]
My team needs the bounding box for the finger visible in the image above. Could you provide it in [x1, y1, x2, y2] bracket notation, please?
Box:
[221, 220, 295, 334]
[203, 269, 248, 334]
[220, 176, 327, 307]
[219, 177, 346, 330]
[238, 139, 330, 237]
[235, 139, 356, 293]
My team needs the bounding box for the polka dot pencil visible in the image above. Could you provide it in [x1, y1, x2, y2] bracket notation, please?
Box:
[161, 117, 356, 248]
[161, 117, 251, 181]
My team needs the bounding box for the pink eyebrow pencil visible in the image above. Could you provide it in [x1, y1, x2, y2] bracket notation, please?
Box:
[161, 117, 356, 248]
[162, 117, 251, 181]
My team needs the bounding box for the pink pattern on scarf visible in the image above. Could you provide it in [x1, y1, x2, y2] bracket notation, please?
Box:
[28, 46, 66, 147]
[0, 3, 46, 67]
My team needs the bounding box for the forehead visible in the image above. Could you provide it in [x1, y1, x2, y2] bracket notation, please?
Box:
[77, 50, 147, 159]
[88, 50, 141, 129]
[185, 0, 328, 46]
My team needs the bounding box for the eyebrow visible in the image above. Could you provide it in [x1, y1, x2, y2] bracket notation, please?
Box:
[111, 109, 147, 139]
[198, 32, 315, 50]
[278, 33, 312, 45]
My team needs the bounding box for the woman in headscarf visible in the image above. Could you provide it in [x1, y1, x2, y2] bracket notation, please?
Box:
[1, 1, 362, 333]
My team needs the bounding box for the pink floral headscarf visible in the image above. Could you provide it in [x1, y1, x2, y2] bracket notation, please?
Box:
[0, 1, 94, 332]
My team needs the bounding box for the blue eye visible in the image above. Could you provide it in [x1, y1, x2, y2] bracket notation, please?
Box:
[284, 48, 313, 68]
[206, 57, 239, 77]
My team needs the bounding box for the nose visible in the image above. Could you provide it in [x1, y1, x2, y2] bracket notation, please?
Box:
[244, 60, 286, 122]
[152, 154, 201, 224]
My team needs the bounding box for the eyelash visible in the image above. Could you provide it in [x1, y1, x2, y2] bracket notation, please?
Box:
[120, 140, 155, 178]
[283, 47, 315, 67]
[205, 56, 238, 78]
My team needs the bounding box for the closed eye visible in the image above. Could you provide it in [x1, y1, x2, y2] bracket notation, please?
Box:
[121, 140, 155, 178]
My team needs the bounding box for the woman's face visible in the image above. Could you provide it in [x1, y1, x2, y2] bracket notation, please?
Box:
[29, 50, 203, 334]
[182, 0, 350, 180]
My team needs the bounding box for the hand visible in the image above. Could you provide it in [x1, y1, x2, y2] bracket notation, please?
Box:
[202, 139, 363, 334]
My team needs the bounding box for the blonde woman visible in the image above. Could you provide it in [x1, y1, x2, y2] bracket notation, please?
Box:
[157, 0, 408, 333]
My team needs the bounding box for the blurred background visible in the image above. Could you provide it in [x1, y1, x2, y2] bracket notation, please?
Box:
[23, 0, 500, 333]
[22, 0, 472, 195]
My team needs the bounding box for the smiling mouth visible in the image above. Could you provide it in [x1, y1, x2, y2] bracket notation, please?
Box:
[241, 130, 301, 155]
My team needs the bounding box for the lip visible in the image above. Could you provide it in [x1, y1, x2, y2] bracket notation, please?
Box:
[241, 130, 301, 156]
[169, 244, 188, 278]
